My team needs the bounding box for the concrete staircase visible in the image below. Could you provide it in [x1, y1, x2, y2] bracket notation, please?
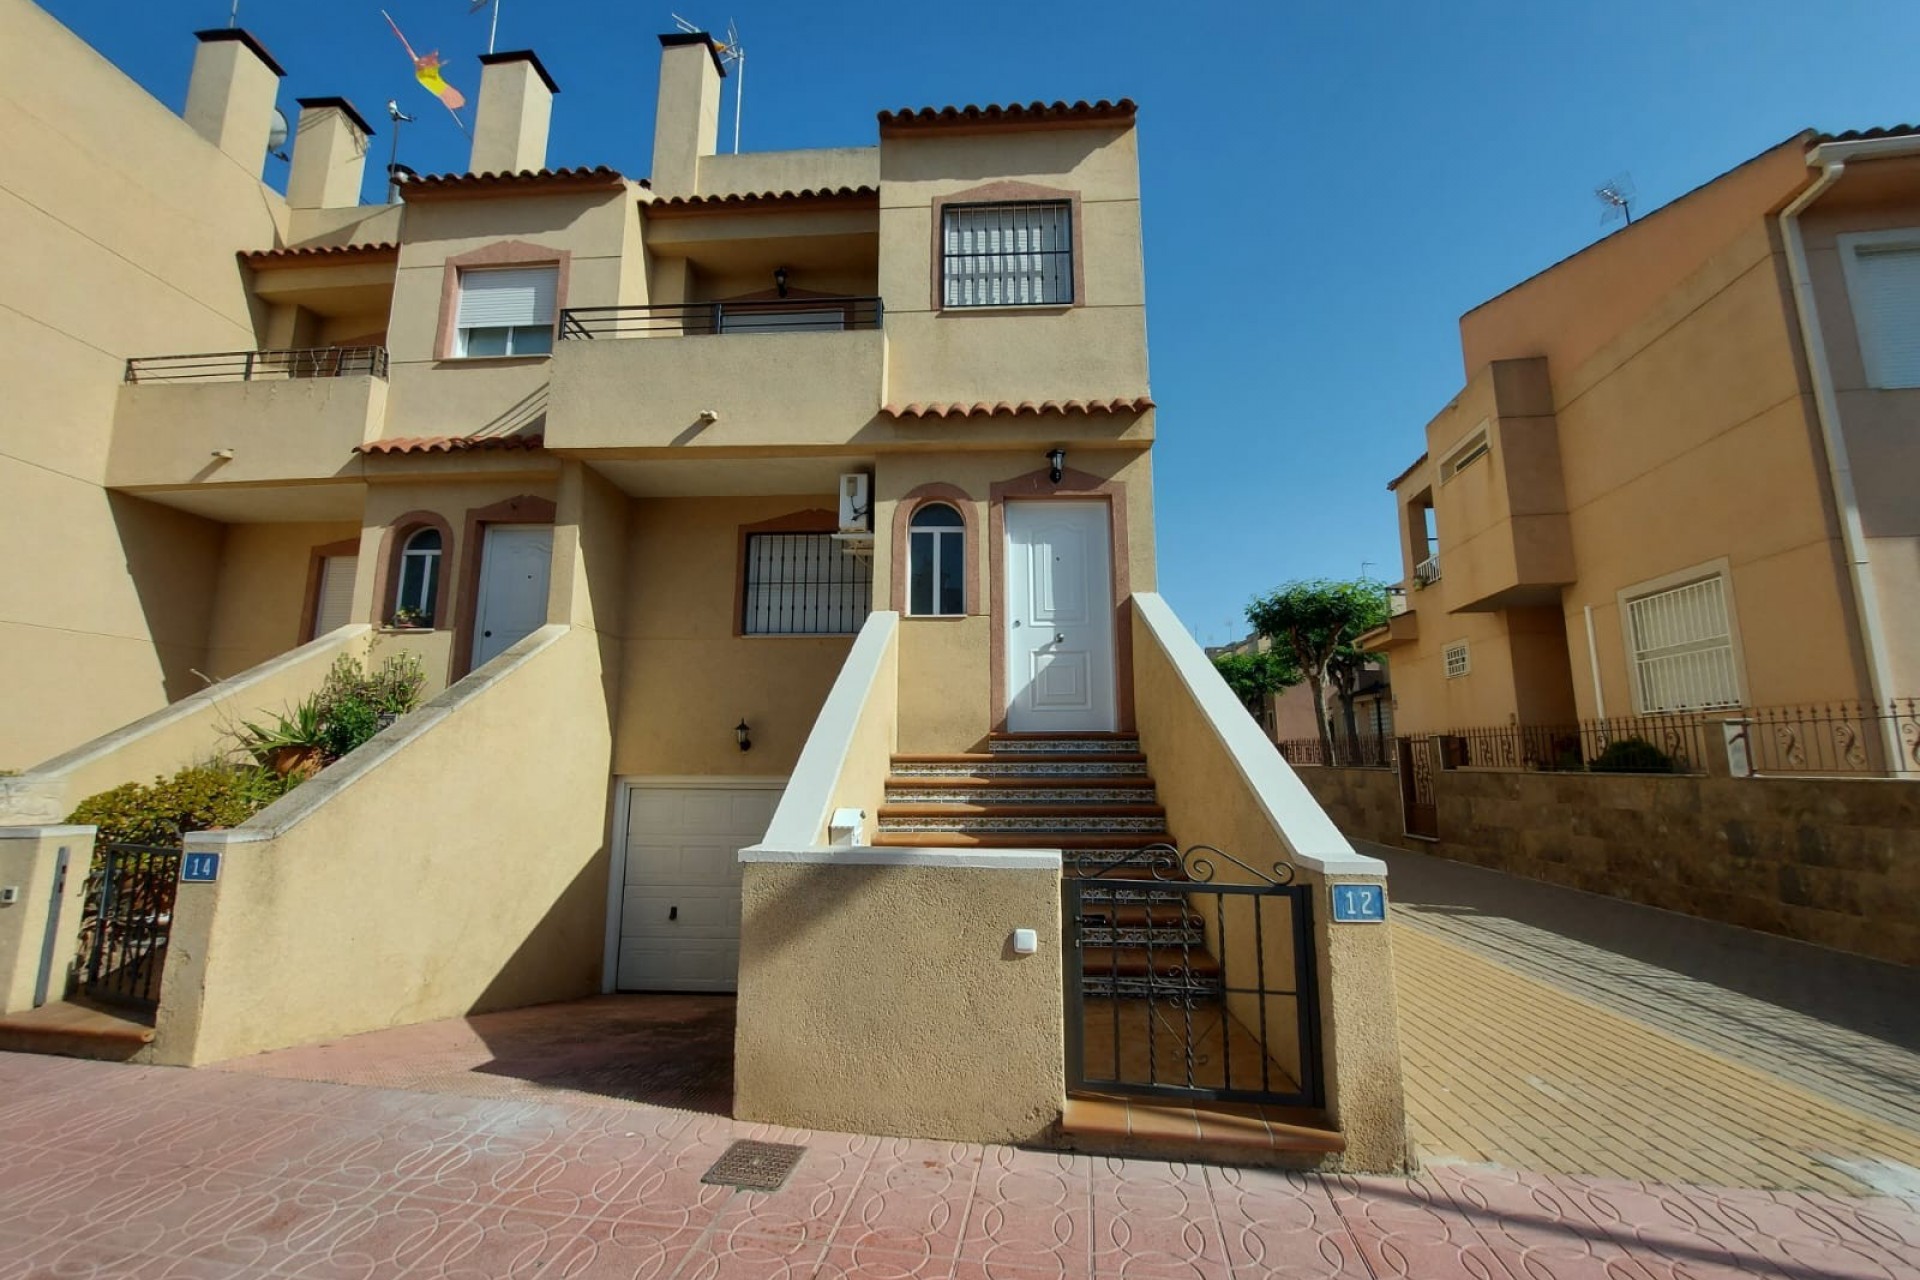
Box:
[876, 732, 1223, 999]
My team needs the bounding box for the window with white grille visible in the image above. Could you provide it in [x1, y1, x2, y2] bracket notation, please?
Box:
[941, 202, 1073, 308]
[742, 533, 871, 635]
[1444, 642, 1470, 679]
[1840, 235, 1920, 388]
[1440, 424, 1490, 481]
[1626, 575, 1740, 712]
[456, 266, 557, 357]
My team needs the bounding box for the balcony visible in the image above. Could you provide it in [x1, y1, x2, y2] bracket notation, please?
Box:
[546, 301, 886, 452]
[108, 347, 387, 492]
[1414, 554, 1441, 586]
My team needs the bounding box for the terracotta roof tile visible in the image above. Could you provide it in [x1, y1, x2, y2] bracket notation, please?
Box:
[239, 242, 399, 268]
[884, 396, 1153, 420]
[647, 186, 878, 212]
[1814, 124, 1920, 144]
[357, 434, 545, 456]
[395, 166, 629, 198]
[878, 100, 1136, 131]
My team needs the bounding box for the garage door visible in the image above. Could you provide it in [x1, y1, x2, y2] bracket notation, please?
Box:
[615, 782, 783, 992]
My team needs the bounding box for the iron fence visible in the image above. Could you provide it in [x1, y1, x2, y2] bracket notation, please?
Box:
[560, 298, 883, 339]
[1276, 735, 1394, 769]
[124, 346, 389, 383]
[76, 842, 182, 1011]
[1741, 699, 1920, 776]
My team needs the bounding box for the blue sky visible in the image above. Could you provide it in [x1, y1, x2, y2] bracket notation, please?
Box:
[39, 1, 1920, 644]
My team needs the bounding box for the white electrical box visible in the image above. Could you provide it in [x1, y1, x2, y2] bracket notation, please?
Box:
[838, 473, 871, 533]
[1011, 928, 1038, 955]
[829, 806, 866, 847]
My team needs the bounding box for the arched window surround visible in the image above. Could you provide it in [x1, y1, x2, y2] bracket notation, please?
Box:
[889, 482, 979, 618]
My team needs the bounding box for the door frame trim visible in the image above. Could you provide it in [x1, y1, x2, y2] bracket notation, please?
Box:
[601, 774, 791, 994]
[451, 494, 556, 680]
[989, 467, 1134, 734]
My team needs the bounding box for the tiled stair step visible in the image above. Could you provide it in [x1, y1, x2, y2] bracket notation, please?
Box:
[1059, 1095, 1346, 1166]
[870, 832, 1172, 850]
[890, 753, 1149, 778]
[1078, 923, 1208, 947]
[1077, 903, 1205, 929]
[988, 734, 1141, 755]
[1080, 946, 1223, 979]
[1083, 974, 1224, 1000]
[884, 779, 1158, 806]
[876, 804, 1168, 836]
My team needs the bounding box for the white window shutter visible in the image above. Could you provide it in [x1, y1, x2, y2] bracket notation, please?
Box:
[1849, 245, 1920, 387]
[456, 267, 558, 329]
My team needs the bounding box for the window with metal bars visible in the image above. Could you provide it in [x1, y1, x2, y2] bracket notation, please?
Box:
[941, 201, 1073, 308]
[741, 533, 871, 635]
[1627, 575, 1740, 712]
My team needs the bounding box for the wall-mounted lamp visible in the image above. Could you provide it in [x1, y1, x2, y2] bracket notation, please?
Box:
[773, 266, 789, 298]
[735, 718, 753, 752]
[1047, 447, 1066, 485]
[211, 448, 235, 461]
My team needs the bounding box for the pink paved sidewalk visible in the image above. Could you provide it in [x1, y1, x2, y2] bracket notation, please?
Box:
[0, 1051, 1914, 1279]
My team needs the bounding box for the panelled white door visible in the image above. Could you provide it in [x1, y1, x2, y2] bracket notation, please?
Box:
[1005, 500, 1116, 732]
[614, 782, 784, 992]
[311, 555, 357, 639]
[471, 524, 553, 669]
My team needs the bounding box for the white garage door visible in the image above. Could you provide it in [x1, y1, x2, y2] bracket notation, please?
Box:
[615, 782, 783, 992]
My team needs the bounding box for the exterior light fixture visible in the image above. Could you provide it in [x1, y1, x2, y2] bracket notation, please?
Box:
[735, 718, 753, 752]
[773, 266, 789, 298]
[1047, 448, 1066, 484]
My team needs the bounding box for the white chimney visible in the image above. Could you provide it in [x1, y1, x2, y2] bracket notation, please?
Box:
[286, 98, 373, 210]
[650, 32, 725, 197]
[470, 50, 558, 174]
[183, 28, 285, 173]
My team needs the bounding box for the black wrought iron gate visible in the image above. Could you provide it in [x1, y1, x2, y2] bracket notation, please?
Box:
[1064, 844, 1322, 1108]
[77, 842, 183, 1011]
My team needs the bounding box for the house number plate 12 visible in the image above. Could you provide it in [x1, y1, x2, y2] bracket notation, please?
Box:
[180, 852, 221, 883]
[1331, 883, 1386, 923]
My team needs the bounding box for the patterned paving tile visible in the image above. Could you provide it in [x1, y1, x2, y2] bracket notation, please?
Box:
[833, 1137, 980, 1264]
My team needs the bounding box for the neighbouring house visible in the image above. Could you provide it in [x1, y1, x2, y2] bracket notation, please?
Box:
[0, 1, 1406, 1171]
[1215, 631, 1392, 765]
[1363, 128, 1920, 778]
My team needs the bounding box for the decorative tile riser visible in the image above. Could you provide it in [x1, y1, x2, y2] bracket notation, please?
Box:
[877, 815, 1170, 834]
[1080, 975, 1222, 1000]
[989, 739, 1140, 755]
[891, 761, 1148, 778]
[1076, 885, 1191, 905]
[1077, 926, 1208, 947]
[885, 787, 1157, 805]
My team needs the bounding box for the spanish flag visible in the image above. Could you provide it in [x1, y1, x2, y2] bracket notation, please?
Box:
[382, 11, 467, 112]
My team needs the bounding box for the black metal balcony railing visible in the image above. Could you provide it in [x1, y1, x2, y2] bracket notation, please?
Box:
[560, 298, 883, 340]
[124, 346, 390, 384]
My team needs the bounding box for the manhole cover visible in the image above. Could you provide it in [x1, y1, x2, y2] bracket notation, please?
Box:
[701, 1140, 805, 1192]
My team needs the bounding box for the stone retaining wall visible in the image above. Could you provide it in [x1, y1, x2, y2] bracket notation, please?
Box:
[1296, 765, 1920, 967]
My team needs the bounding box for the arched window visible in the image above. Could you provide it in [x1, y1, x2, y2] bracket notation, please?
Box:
[395, 527, 443, 625]
[908, 503, 966, 616]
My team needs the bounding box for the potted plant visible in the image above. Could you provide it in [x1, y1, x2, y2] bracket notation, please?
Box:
[388, 606, 432, 630]
[238, 697, 328, 778]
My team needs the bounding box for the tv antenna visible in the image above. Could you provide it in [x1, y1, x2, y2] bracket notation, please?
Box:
[228, 0, 240, 27]
[266, 107, 290, 162]
[385, 99, 416, 202]
[673, 13, 746, 153]
[1595, 172, 1636, 226]
[469, 0, 502, 55]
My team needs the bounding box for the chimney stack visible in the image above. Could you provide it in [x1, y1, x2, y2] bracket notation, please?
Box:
[286, 98, 374, 209]
[650, 32, 725, 197]
[470, 50, 559, 174]
[184, 28, 286, 173]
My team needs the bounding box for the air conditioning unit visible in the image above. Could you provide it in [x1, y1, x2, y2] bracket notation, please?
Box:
[838, 472, 871, 533]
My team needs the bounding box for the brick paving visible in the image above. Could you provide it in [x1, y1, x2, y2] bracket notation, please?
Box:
[1370, 841, 1920, 1197]
[3, 1050, 1919, 1278]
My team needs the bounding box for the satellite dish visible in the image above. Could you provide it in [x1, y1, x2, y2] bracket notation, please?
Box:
[267, 107, 290, 161]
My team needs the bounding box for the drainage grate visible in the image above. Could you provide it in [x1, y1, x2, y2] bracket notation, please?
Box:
[701, 1140, 806, 1192]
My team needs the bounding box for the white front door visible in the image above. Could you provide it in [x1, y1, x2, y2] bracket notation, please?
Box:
[1005, 500, 1117, 732]
[471, 524, 552, 669]
[612, 781, 784, 992]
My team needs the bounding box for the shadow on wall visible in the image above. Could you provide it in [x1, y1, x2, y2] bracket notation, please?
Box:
[470, 843, 612, 1016]
[109, 490, 225, 704]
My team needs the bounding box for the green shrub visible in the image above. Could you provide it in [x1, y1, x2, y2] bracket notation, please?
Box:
[237, 695, 327, 767]
[309, 649, 426, 759]
[1589, 737, 1675, 774]
[68, 762, 291, 846]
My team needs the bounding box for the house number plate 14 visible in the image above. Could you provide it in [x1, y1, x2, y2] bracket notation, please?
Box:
[180, 852, 221, 883]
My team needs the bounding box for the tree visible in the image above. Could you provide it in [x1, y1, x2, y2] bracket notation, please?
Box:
[1245, 579, 1390, 765]
[1211, 648, 1299, 722]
